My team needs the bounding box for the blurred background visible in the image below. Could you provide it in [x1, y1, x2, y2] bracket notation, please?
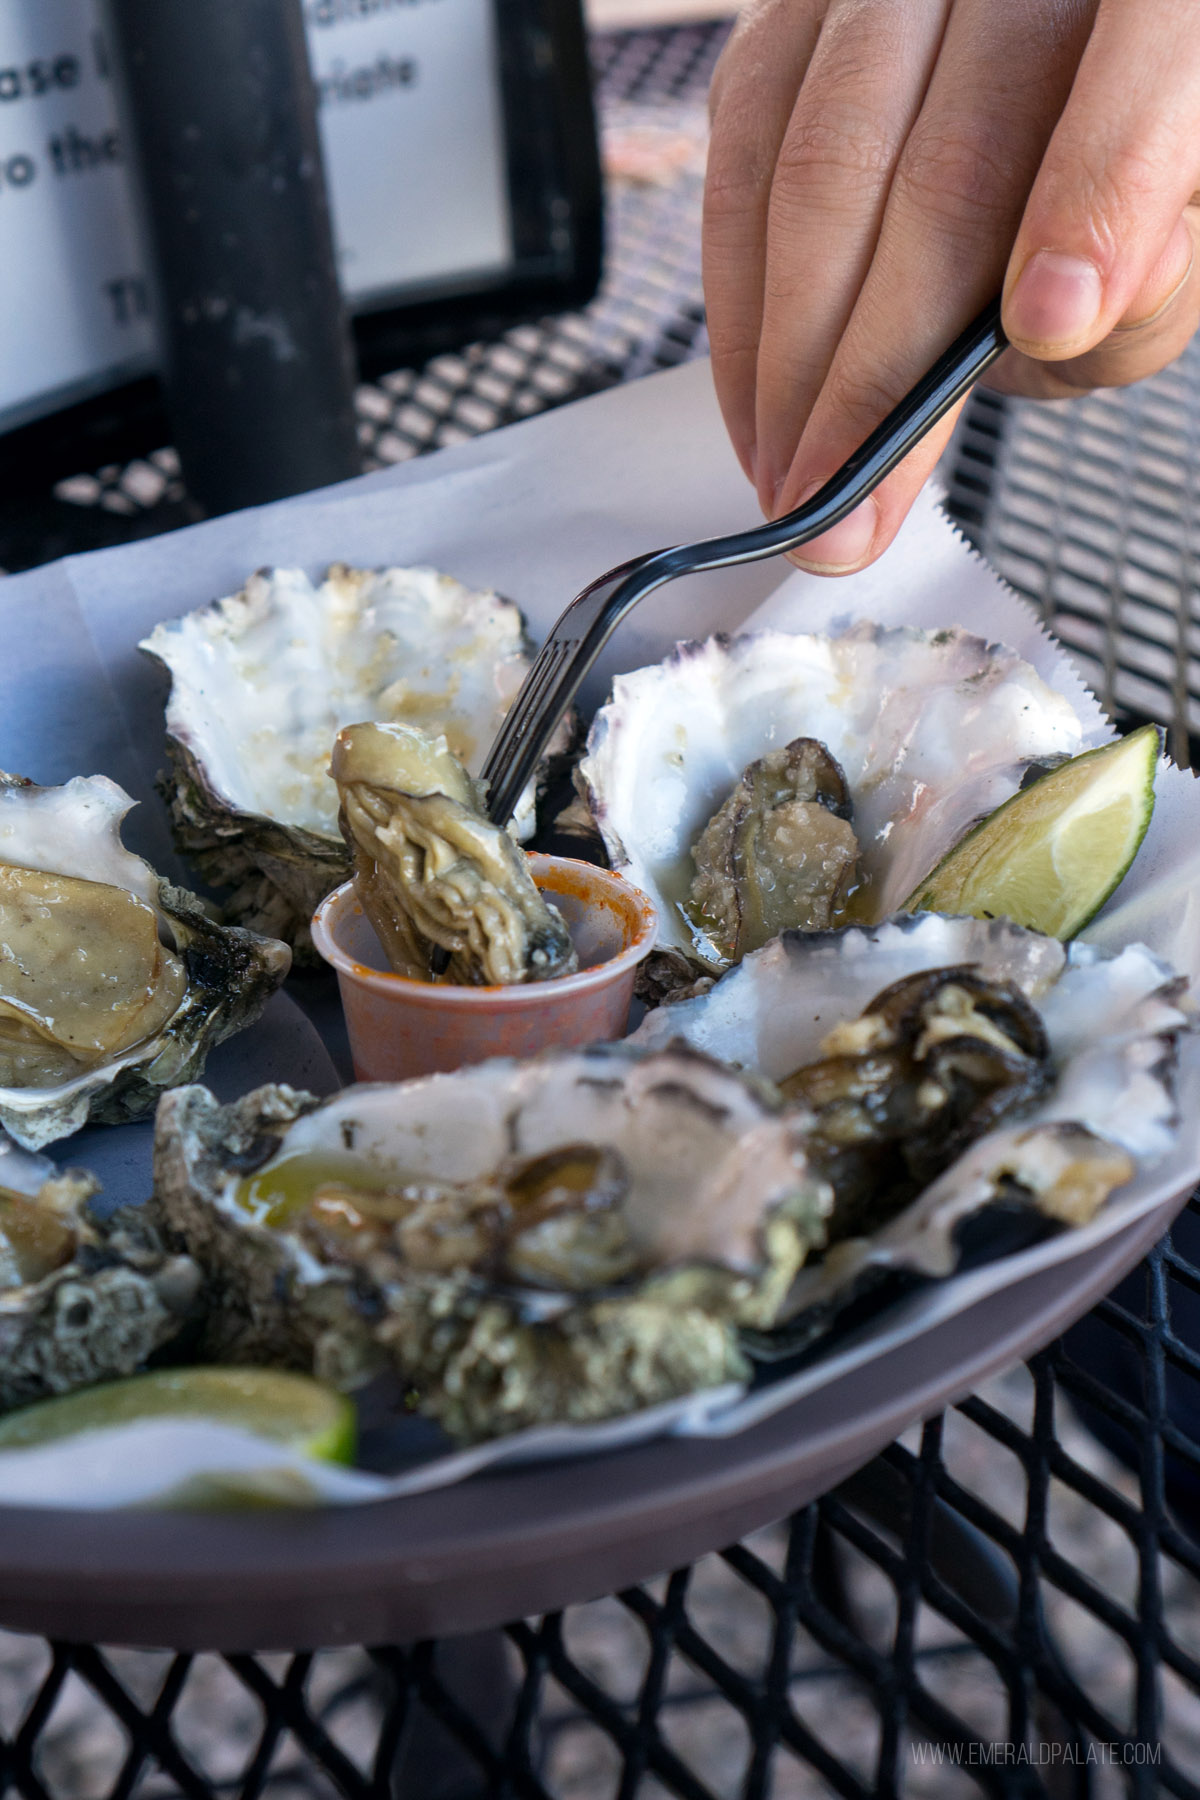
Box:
[5, 5, 1200, 1794]
[0, 0, 738, 566]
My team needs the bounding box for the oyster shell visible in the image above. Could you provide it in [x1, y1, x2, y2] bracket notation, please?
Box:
[332, 721, 577, 984]
[151, 1046, 828, 1439]
[0, 772, 290, 1149]
[632, 913, 1186, 1345]
[0, 1134, 199, 1411]
[141, 564, 560, 951]
[580, 624, 1096, 966]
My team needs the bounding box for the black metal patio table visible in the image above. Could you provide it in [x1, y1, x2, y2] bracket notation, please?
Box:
[2, 20, 1200, 1799]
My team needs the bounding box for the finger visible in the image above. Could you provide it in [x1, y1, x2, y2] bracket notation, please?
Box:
[703, 0, 825, 481]
[778, 0, 1097, 573]
[1003, 0, 1200, 357]
[986, 203, 1200, 397]
[750, 0, 951, 511]
[784, 404, 966, 574]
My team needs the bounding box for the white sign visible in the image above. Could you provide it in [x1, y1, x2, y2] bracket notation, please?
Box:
[307, 0, 512, 308]
[0, 0, 514, 434]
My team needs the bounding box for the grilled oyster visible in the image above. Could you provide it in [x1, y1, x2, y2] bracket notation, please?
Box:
[151, 1046, 828, 1439]
[141, 564, 561, 951]
[580, 624, 1096, 968]
[633, 914, 1186, 1347]
[0, 772, 290, 1149]
[332, 721, 577, 985]
[0, 1135, 199, 1411]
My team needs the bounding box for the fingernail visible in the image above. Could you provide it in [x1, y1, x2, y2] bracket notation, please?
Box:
[790, 496, 878, 571]
[1007, 251, 1103, 350]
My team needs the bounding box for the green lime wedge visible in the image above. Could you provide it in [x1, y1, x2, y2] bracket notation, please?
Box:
[0, 1368, 355, 1463]
[904, 723, 1161, 939]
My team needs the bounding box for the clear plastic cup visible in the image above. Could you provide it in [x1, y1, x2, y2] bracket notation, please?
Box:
[311, 853, 660, 1082]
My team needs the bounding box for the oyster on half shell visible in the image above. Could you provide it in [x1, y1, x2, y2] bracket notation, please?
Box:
[150, 1046, 828, 1440]
[580, 624, 1099, 969]
[332, 721, 576, 984]
[0, 772, 290, 1149]
[777, 961, 1056, 1243]
[141, 565, 564, 951]
[0, 1134, 199, 1411]
[633, 913, 1186, 1347]
[689, 737, 859, 957]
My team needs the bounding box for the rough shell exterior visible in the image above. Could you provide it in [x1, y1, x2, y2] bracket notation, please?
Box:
[580, 624, 1099, 964]
[141, 564, 560, 953]
[0, 773, 291, 1151]
[0, 1155, 200, 1413]
[150, 1047, 828, 1440]
[150, 1082, 381, 1391]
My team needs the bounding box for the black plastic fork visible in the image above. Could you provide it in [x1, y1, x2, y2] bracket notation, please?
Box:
[482, 295, 1008, 828]
[427, 297, 1007, 975]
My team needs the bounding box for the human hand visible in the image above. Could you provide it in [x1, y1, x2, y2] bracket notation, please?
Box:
[703, 0, 1200, 572]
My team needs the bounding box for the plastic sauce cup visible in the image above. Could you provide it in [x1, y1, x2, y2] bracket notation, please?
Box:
[311, 853, 660, 1082]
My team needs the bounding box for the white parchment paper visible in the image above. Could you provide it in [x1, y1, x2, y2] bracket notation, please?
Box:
[2, 355, 1198, 1506]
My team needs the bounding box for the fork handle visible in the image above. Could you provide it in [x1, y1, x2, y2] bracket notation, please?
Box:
[668, 294, 1008, 572]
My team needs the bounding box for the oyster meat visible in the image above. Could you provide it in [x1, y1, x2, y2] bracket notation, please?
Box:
[778, 964, 1054, 1243]
[580, 624, 1097, 967]
[151, 1046, 828, 1439]
[141, 564, 564, 951]
[332, 722, 576, 985]
[0, 772, 290, 1149]
[633, 913, 1186, 1343]
[0, 1134, 199, 1411]
[689, 737, 859, 956]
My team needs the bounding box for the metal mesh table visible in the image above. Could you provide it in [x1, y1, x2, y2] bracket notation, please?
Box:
[3, 18, 1200, 1797]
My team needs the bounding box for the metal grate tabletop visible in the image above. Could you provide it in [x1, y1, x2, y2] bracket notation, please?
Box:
[3, 18, 1200, 1798]
[949, 376, 1200, 771]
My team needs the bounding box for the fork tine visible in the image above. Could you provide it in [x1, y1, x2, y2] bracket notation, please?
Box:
[506, 636, 573, 747]
[483, 637, 573, 784]
[483, 561, 665, 825]
[484, 637, 577, 823]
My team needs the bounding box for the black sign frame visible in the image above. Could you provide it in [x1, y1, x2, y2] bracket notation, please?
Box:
[0, 0, 602, 489]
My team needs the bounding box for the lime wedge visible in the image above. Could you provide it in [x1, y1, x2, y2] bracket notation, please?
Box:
[904, 723, 1161, 939]
[0, 1368, 355, 1463]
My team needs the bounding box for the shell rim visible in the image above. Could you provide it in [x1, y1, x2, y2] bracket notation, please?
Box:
[138, 564, 541, 836]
